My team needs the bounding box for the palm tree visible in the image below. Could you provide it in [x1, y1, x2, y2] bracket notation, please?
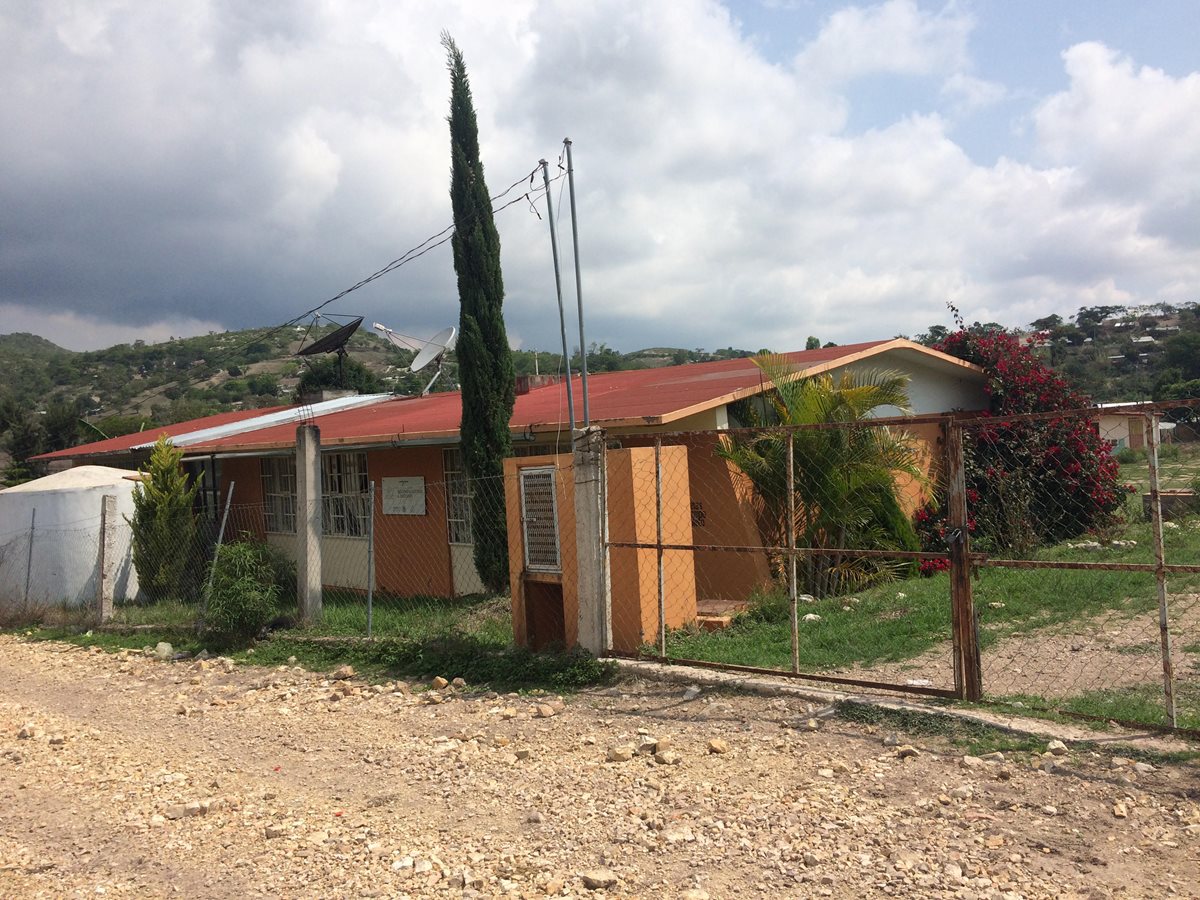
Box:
[718, 355, 927, 597]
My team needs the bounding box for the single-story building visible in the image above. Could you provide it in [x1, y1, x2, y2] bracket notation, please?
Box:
[38, 339, 989, 632]
[1095, 402, 1174, 452]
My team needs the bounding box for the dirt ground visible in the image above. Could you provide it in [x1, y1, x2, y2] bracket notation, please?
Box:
[1, 636, 1199, 899]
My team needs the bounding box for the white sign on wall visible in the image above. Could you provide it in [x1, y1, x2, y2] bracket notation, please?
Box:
[382, 477, 426, 515]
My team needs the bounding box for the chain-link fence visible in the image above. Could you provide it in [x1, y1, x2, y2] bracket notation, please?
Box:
[605, 424, 959, 696]
[605, 404, 1200, 732]
[950, 405, 1200, 731]
[0, 515, 104, 625]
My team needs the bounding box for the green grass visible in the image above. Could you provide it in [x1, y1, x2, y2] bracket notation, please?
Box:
[249, 636, 615, 691]
[1118, 441, 1200, 493]
[109, 598, 198, 629]
[11, 590, 613, 692]
[304, 590, 514, 644]
[994, 683, 1200, 732]
[19, 625, 208, 656]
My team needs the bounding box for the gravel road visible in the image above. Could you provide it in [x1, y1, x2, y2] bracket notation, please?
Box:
[1, 635, 1198, 899]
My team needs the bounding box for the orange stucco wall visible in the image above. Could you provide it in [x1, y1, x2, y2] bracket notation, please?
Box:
[220, 456, 268, 540]
[368, 446, 453, 598]
[506, 447, 698, 654]
[605, 446, 697, 653]
[896, 422, 943, 514]
[684, 436, 774, 603]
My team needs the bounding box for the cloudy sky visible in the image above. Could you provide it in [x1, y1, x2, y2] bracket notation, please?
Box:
[1, 1, 1197, 354]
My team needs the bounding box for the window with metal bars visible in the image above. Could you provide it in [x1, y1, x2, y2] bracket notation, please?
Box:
[443, 448, 473, 544]
[260, 452, 369, 537]
[519, 467, 560, 572]
[321, 452, 369, 538]
[261, 457, 296, 533]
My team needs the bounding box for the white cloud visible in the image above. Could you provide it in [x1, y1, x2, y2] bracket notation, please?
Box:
[794, 0, 972, 82]
[0, 2, 1196, 359]
[940, 72, 1007, 113]
[1034, 42, 1200, 225]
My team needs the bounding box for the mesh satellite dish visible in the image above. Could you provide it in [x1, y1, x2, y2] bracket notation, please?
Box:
[296, 316, 363, 386]
[374, 322, 457, 395]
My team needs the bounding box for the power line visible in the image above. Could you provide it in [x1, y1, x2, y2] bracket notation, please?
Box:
[104, 164, 566, 418]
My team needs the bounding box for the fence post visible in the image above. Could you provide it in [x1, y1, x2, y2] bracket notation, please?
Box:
[23, 508, 36, 606]
[366, 485, 375, 639]
[97, 495, 116, 623]
[1144, 412, 1177, 727]
[573, 426, 607, 653]
[202, 482, 235, 620]
[945, 419, 982, 701]
[655, 437, 666, 657]
[297, 424, 323, 623]
[786, 430, 799, 674]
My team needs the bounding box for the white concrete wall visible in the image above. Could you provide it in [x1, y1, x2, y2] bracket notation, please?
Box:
[842, 357, 988, 416]
[0, 483, 139, 609]
[265, 533, 370, 591]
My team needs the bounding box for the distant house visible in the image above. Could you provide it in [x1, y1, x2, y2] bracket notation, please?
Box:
[37, 339, 989, 606]
[1096, 402, 1174, 452]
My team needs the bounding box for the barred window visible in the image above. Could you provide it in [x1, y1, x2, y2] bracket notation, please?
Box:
[322, 452, 369, 538]
[519, 467, 560, 572]
[261, 457, 296, 534]
[444, 448, 473, 544]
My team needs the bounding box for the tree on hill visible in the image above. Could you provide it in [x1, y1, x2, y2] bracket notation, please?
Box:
[293, 357, 384, 400]
[444, 32, 515, 594]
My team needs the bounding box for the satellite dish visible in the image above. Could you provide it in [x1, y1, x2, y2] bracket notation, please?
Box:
[372, 321, 456, 395]
[295, 316, 363, 388]
[412, 326, 457, 372]
[296, 317, 363, 357]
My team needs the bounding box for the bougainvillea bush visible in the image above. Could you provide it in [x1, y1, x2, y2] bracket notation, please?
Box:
[916, 328, 1124, 557]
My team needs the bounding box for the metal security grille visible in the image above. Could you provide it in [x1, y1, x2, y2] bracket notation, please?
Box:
[519, 467, 560, 572]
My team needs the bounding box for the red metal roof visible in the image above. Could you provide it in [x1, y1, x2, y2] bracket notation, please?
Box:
[44, 340, 982, 459]
[181, 341, 900, 453]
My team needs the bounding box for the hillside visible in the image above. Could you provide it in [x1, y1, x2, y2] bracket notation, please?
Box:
[911, 301, 1200, 403]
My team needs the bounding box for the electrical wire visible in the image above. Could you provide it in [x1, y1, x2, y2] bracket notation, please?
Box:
[104, 165, 566, 418]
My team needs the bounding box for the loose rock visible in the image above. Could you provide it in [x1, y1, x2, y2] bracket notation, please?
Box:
[580, 869, 618, 890]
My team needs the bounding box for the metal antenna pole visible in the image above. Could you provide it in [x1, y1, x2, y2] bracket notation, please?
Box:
[540, 158, 576, 433]
[564, 138, 590, 426]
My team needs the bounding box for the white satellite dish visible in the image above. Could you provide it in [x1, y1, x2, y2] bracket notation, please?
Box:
[374, 322, 457, 395]
[412, 326, 458, 372]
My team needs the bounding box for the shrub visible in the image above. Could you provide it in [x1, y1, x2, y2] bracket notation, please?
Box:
[128, 436, 203, 602]
[918, 328, 1124, 553]
[204, 540, 281, 642]
[1115, 447, 1143, 464]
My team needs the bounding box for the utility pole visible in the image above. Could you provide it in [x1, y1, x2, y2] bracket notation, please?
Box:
[564, 138, 590, 426]
[540, 158, 576, 432]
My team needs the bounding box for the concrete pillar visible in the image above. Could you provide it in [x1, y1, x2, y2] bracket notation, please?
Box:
[573, 426, 609, 653]
[297, 424, 323, 623]
[96, 494, 117, 623]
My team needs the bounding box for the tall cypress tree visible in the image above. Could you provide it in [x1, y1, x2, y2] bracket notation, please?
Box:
[443, 33, 515, 593]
